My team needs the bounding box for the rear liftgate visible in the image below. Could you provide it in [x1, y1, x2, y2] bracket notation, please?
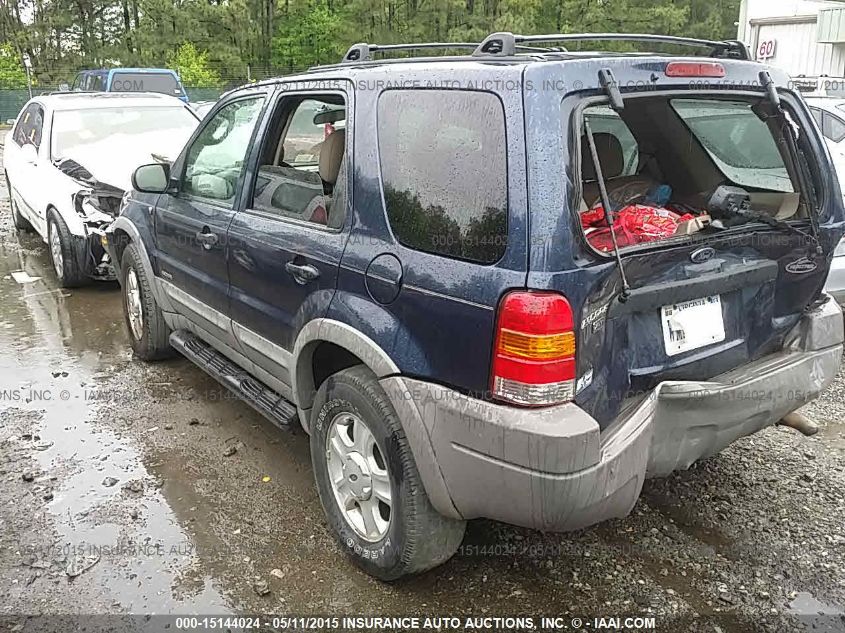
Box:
[576, 68, 830, 426]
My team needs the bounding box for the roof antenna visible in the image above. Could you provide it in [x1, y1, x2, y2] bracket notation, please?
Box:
[584, 118, 631, 301]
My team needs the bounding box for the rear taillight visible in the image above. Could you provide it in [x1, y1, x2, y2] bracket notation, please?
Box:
[665, 61, 725, 78]
[491, 291, 576, 407]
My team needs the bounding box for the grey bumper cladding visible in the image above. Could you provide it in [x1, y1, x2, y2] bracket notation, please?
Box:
[381, 296, 844, 532]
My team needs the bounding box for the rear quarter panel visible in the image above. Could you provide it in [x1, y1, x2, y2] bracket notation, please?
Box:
[331, 64, 530, 394]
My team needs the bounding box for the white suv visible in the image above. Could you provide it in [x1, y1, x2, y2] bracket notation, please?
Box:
[3, 92, 199, 286]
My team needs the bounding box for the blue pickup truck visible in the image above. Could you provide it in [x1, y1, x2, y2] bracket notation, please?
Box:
[72, 68, 188, 103]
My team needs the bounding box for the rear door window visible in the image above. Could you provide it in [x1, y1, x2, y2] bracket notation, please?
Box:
[671, 99, 794, 192]
[251, 95, 347, 228]
[12, 103, 44, 149]
[377, 90, 508, 264]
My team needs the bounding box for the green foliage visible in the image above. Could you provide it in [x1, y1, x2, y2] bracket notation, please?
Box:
[0, 45, 27, 90]
[168, 43, 221, 88]
[272, 1, 344, 71]
[0, 0, 742, 87]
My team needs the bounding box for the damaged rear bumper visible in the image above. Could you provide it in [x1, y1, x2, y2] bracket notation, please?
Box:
[381, 295, 843, 532]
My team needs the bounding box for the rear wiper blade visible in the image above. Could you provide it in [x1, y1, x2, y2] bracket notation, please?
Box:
[720, 206, 817, 242]
[709, 183, 819, 245]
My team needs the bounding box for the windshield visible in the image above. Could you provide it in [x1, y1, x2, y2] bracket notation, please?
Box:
[51, 106, 198, 161]
[110, 72, 184, 97]
[672, 99, 793, 192]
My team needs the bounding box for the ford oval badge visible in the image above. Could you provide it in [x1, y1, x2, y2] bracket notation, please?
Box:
[785, 256, 818, 274]
[690, 247, 715, 264]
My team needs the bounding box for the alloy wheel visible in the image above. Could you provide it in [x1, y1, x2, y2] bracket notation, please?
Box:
[326, 411, 392, 542]
[49, 222, 64, 279]
[125, 268, 144, 341]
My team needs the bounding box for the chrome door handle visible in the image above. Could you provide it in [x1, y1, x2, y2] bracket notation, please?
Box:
[195, 230, 218, 249]
[285, 261, 320, 284]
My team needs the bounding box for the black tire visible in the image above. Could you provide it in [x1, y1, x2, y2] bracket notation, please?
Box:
[5, 174, 32, 232]
[46, 209, 86, 288]
[121, 242, 173, 360]
[310, 365, 465, 580]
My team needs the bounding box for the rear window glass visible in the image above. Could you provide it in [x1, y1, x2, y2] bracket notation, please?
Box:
[377, 90, 507, 264]
[671, 99, 793, 193]
[111, 72, 184, 97]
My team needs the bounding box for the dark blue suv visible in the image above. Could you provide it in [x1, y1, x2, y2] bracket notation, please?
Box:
[105, 32, 845, 580]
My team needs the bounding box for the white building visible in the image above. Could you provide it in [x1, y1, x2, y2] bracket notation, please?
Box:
[739, 0, 845, 90]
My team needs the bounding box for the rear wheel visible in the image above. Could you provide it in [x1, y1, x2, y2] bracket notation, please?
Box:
[5, 174, 31, 232]
[310, 365, 465, 580]
[47, 209, 86, 287]
[121, 242, 173, 360]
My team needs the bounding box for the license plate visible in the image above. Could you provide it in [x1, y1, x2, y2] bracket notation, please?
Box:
[661, 295, 725, 356]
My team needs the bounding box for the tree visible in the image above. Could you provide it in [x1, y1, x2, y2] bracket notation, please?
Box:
[272, 0, 344, 72]
[168, 42, 221, 88]
[0, 44, 27, 89]
[0, 0, 743, 88]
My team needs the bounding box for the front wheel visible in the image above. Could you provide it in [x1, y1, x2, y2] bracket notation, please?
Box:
[121, 242, 173, 360]
[47, 209, 86, 287]
[310, 365, 465, 580]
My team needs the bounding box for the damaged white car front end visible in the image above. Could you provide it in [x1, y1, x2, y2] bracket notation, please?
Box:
[61, 159, 137, 281]
[3, 93, 199, 287]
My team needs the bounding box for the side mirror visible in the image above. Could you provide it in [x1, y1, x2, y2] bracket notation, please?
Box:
[57, 83, 70, 92]
[132, 163, 171, 193]
[21, 144, 38, 165]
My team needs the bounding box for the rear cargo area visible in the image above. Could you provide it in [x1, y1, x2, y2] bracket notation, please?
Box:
[578, 96, 807, 252]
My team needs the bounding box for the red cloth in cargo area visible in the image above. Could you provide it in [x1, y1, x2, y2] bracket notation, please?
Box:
[581, 204, 694, 252]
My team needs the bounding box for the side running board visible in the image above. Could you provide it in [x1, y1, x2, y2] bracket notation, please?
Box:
[169, 329, 298, 430]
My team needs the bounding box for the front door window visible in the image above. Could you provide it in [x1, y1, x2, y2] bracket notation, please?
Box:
[181, 97, 264, 207]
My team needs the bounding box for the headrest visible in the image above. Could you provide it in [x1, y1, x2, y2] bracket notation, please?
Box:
[319, 129, 346, 185]
[581, 132, 624, 181]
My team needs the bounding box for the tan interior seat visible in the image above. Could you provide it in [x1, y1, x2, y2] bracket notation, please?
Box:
[319, 128, 345, 190]
[580, 132, 656, 209]
[254, 128, 346, 226]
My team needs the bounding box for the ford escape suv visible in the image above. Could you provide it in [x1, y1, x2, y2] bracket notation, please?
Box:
[105, 32, 845, 580]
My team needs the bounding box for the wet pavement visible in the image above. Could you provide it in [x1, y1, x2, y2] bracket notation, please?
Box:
[1, 153, 845, 632]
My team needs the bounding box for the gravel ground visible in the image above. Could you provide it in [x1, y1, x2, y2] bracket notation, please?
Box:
[0, 151, 843, 632]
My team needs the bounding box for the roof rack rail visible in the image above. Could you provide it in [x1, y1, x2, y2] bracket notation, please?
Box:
[473, 32, 750, 60]
[341, 40, 549, 63]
